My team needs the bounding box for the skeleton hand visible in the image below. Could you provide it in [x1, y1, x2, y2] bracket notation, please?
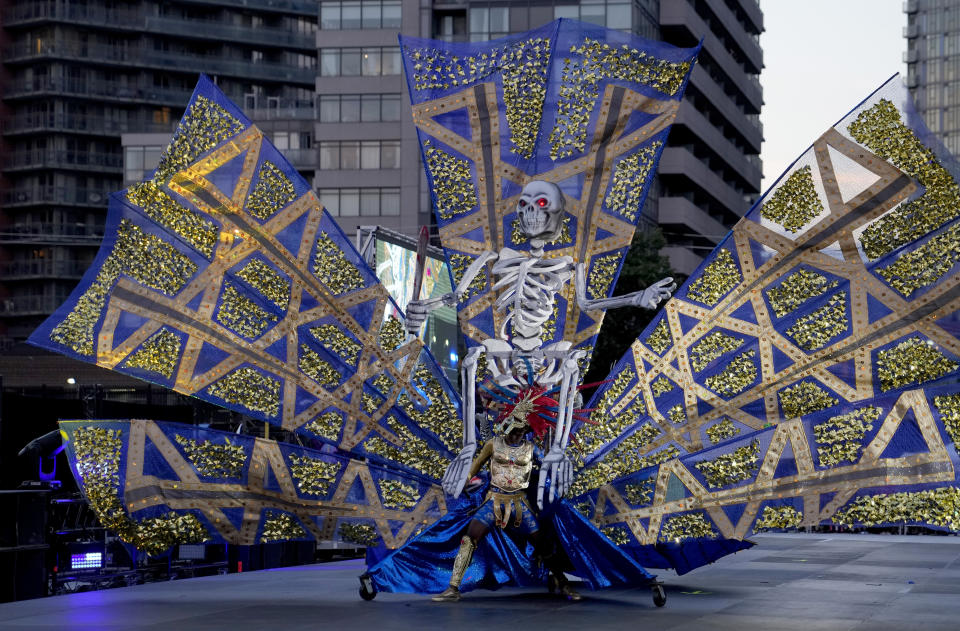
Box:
[403, 293, 457, 337]
[537, 446, 573, 509]
[441, 443, 476, 497]
[632, 277, 676, 309]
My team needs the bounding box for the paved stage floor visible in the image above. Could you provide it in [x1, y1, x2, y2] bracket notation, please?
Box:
[2, 533, 960, 630]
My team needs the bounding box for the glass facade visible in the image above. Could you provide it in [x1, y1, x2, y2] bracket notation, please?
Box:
[320, 1, 403, 30]
[319, 94, 402, 123]
[906, 0, 960, 155]
[317, 187, 402, 216]
[319, 140, 401, 170]
[319, 47, 402, 77]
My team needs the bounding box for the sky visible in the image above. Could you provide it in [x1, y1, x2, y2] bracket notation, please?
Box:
[759, 0, 906, 190]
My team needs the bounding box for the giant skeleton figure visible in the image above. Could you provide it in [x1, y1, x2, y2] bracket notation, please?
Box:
[405, 180, 675, 509]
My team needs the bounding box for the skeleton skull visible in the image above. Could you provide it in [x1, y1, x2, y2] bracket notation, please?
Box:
[517, 180, 564, 242]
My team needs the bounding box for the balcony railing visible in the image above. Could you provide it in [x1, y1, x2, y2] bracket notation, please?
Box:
[3, 76, 193, 105]
[0, 223, 105, 245]
[248, 105, 317, 121]
[0, 259, 88, 279]
[144, 16, 315, 50]
[0, 295, 68, 316]
[2, 187, 110, 208]
[174, 0, 318, 16]
[2, 2, 144, 28]
[6, 149, 122, 171]
[2, 111, 176, 136]
[282, 148, 318, 168]
[5, 39, 315, 84]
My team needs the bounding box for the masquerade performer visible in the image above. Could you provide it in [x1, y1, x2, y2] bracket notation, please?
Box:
[430, 411, 576, 602]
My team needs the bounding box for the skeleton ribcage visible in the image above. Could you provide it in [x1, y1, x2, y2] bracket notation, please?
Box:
[492, 254, 571, 341]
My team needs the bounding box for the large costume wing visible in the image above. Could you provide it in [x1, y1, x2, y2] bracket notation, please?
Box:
[571, 76, 960, 567]
[58, 419, 445, 553]
[28, 77, 460, 486]
[401, 18, 699, 372]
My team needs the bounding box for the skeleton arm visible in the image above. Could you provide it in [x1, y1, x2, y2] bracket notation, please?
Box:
[442, 346, 485, 497]
[537, 352, 581, 508]
[403, 250, 499, 337]
[575, 262, 675, 312]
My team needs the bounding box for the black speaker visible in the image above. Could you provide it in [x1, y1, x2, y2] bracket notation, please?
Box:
[0, 490, 50, 602]
[0, 490, 48, 547]
[0, 548, 47, 602]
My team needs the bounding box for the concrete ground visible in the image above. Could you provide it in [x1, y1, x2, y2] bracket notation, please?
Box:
[1, 533, 959, 630]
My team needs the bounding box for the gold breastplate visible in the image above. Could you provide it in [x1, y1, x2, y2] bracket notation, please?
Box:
[489, 436, 533, 492]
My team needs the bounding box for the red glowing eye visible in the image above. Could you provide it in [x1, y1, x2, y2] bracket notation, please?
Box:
[536, 198, 548, 207]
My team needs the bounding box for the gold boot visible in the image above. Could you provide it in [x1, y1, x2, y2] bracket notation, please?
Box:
[432, 536, 475, 602]
[558, 581, 582, 601]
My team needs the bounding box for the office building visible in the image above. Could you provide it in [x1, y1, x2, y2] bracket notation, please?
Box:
[904, 0, 960, 156]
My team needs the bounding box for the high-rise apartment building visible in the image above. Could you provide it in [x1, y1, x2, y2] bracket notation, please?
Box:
[904, 0, 960, 155]
[657, 0, 763, 273]
[0, 0, 318, 351]
[315, 0, 763, 275]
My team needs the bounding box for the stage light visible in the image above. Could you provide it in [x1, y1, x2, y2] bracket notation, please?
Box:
[70, 551, 103, 570]
[66, 377, 76, 385]
[449, 350, 458, 366]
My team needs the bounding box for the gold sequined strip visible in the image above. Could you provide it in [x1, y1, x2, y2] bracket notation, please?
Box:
[550, 39, 690, 159]
[73, 426, 208, 554]
[813, 406, 880, 467]
[753, 506, 802, 532]
[175, 434, 246, 478]
[779, 381, 838, 419]
[207, 366, 280, 417]
[407, 38, 550, 158]
[125, 328, 182, 378]
[686, 249, 741, 306]
[235, 259, 290, 309]
[760, 165, 824, 233]
[50, 220, 197, 356]
[833, 487, 960, 529]
[423, 140, 479, 219]
[848, 99, 960, 260]
[312, 232, 366, 295]
[246, 161, 296, 221]
[766, 268, 838, 318]
[154, 95, 244, 185]
[127, 181, 218, 258]
[876, 337, 958, 392]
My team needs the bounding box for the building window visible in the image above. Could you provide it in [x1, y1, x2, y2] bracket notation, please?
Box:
[319, 140, 400, 170]
[320, 1, 402, 30]
[124, 145, 163, 183]
[320, 47, 401, 77]
[318, 187, 400, 216]
[319, 94, 401, 123]
[554, 0, 632, 32]
[468, 7, 509, 41]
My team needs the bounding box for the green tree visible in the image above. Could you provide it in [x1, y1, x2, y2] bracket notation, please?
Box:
[584, 227, 680, 386]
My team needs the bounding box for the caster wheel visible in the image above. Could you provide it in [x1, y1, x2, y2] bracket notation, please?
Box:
[359, 574, 377, 601]
[652, 583, 666, 607]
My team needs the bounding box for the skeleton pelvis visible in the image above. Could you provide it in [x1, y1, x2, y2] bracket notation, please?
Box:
[481, 339, 572, 388]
